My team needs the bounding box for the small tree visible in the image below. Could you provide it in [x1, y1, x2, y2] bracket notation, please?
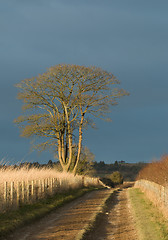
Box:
[110, 171, 123, 185]
[14, 64, 129, 174]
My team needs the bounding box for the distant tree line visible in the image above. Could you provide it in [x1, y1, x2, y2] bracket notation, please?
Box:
[93, 161, 146, 181]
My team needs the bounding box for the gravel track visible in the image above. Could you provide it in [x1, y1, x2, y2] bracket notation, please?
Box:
[83, 185, 138, 240]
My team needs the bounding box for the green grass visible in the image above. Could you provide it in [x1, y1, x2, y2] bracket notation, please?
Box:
[0, 187, 97, 239]
[129, 188, 168, 240]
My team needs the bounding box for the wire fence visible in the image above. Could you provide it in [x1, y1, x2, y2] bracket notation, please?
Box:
[135, 179, 168, 217]
[0, 176, 101, 212]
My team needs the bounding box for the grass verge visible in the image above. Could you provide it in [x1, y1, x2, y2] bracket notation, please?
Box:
[129, 187, 168, 240]
[0, 187, 97, 239]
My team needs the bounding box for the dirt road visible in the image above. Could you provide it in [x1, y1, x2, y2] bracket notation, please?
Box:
[83, 187, 138, 240]
[4, 186, 138, 240]
[4, 189, 113, 240]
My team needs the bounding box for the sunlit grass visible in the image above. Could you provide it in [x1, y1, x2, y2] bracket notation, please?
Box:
[129, 188, 168, 240]
[0, 167, 81, 183]
[0, 167, 83, 198]
[0, 163, 101, 214]
[0, 164, 100, 238]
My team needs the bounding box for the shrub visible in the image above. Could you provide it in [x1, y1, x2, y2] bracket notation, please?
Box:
[109, 171, 123, 185]
[136, 155, 168, 186]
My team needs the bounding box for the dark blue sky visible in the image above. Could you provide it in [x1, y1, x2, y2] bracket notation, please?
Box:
[1, 1, 168, 164]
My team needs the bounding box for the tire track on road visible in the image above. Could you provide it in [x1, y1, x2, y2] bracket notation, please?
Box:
[83, 187, 139, 240]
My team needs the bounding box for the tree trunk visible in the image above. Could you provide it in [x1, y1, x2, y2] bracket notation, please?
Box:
[65, 122, 73, 172]
[73, 114, 84, 175]
[61, 134, 65, 163]
[63, 104, 73, 172]
[58, 138, 66, 171]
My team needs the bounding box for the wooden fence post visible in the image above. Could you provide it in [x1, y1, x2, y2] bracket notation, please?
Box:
[17, 181, 20, 206]
[10, 182, 14, 205]
[52, 178, 55, 192]
[54, 178, 58, 192]
[35, 180, 38, 200]
[54, 178, 57, 192]
[27, 181, 30, 203]
[4, 181, 7, 205]
[54, 178, 57, 189]
[38, 179, 42, 199]
[42, 179, 45, 195]
[47, 178, 50, 193]
[21, 181, 25, 204]
[31, 180, 34, 202]
[45, 178, 48, 194]
[51, 178, 53, 194]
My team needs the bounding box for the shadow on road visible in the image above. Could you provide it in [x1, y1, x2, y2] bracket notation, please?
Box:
[82, 183, 135, 240]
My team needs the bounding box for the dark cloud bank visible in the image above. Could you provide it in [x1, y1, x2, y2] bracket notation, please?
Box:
[1, 0, 168, 164]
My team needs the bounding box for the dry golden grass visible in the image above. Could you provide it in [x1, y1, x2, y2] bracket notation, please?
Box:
[0, 166, 84, 208]
[0, 167, 83, 195]
[0, 164, 100, 213]
[0, 167, 80, 184]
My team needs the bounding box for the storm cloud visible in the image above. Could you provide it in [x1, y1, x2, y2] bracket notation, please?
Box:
[1, 0, 168, 164]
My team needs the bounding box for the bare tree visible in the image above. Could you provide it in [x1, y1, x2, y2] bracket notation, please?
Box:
[14, 64, 129, 174]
